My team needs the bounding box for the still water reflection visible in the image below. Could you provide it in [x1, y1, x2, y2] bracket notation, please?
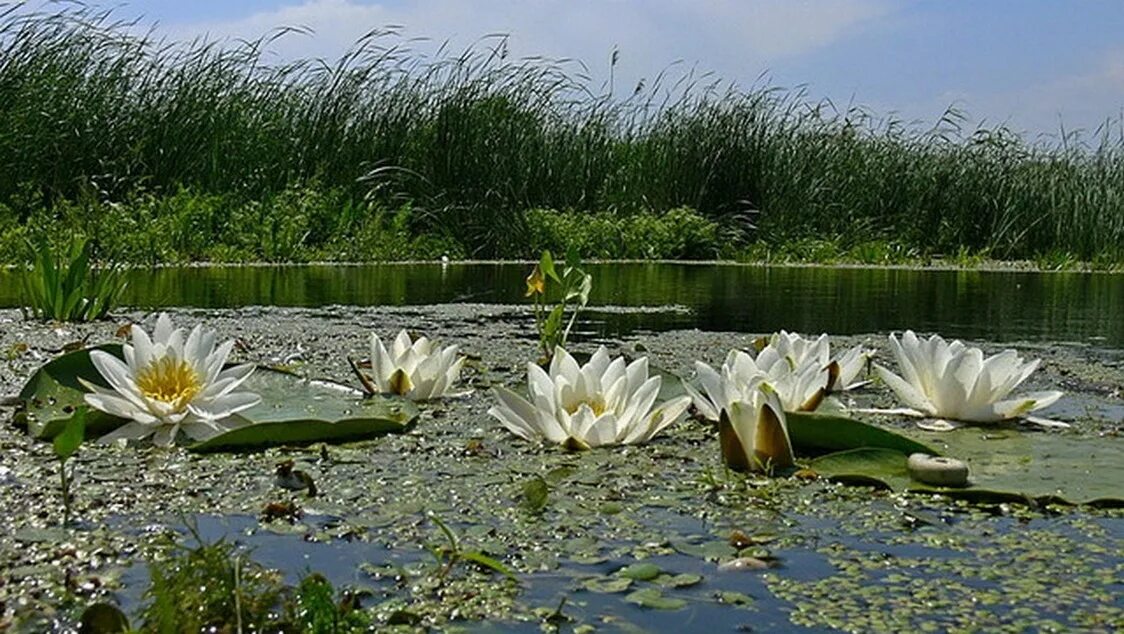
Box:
[0, 263, 1120, 346]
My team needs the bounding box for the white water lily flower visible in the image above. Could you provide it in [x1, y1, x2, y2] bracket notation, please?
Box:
[684, 347, 835, 418]
[769, 330, 873, 391]
[82, 313, 260, 447]
[362, 330, 467, 400]
[489, 346, 691, 449]
[874, 331, 1064, 424]
[719, 380, 795, 473]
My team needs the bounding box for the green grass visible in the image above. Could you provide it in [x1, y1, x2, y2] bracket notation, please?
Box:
[137, 531, 372, 633]
[20, 235, 126, 321]
[2, 4, 1124, 262]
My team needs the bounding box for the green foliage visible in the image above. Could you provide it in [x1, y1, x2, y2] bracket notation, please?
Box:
[426, 513, 517, 582]
[526, 207, 721, 259]
[139, 531, 373, 633]
[1, 6, 1123, 261]
[142, 534, 287, 633]
[52, 410, 85, 526]
[289, 574, 372, 633]
[526, 250, 592, 362]
[0, 189, 462, 264]
[20, 236, 126, 322]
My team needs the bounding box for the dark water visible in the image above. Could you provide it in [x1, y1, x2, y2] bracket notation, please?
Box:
[2, 263, 1121, 346]
[112, 512, 1121, 633]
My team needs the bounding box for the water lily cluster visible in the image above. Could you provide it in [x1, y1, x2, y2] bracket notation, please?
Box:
[74, 313, 1065, 463]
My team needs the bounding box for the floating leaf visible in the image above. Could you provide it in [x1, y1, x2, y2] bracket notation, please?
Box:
[624, 588, 687, 610]
[808, 448, 912, 491]
[717, 557, 773, 572]
[521, 476, 549, 513]
[809, 428, 1124, 506]
[582, 576, 633, 594]
[16, 345, 127, 439]
[787, 411, 937, 456]
[192, 370, 418, 452]
[654, 573, 703, 588]
[617, 563, 662, 581]
[671, 540, 737, 562]
[78, 602, 130, 633]
[716, 590, 755, 607]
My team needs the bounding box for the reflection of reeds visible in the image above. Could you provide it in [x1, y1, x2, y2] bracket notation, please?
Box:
[1, 3, 1122, 259]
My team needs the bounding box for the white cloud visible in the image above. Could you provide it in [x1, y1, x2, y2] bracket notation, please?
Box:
[160, 0, 894, 92]
[941, 49, 1124, 141]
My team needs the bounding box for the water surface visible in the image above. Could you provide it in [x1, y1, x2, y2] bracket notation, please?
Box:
[1, 264, 1120, 346]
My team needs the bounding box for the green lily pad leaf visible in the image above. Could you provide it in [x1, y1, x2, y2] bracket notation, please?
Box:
[521, 476, 549, 513]
[917, 427, 1124, 506]
[654, 573, 703, 588]
[810, 429, 1124, 506]
[787, 411, 937, 456]
[617, 562, 662, 581]
[716, 590, 754, 607]
[190, 370, 417, 452]
[52, 409, 87, 460]
[624, 588, 687, 610]
[15, 345, 128, 439]
[78, 602, 130, 633]
[582, 576, 633, 594]
[808, 448, 913, 490]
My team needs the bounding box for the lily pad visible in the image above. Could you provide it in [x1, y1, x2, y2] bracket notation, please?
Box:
[624, 588, 687, 611]
[617, 563, 663, 581]
[787, 411, 937, 456]
[809, 428, 1124, 506]
[808, 448, 913, 491]
[15, 344, 127, 439]
[190, 372, 417, 452]
[14, 346, 418, 450]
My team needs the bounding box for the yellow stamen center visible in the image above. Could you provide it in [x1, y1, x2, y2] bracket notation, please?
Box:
[566, 398, 607, 417]
[136, 356, 201, 409]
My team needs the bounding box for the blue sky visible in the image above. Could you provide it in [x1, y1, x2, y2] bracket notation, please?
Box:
[85, 1, 1124, 139]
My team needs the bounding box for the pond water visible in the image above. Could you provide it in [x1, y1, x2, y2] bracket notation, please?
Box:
[1, 263, 1121, 346]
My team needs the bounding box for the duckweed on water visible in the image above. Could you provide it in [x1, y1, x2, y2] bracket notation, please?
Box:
[0, 306, 1121, 632]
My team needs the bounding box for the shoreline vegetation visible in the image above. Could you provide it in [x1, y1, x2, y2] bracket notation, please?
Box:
[2, 5, 1124, 269]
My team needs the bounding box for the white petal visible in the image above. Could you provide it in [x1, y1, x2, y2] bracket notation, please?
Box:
[84, 391, 156, 424]
[189, 391, 261, 420]
[97, 421, 154, 444]
[392, 330, 413, 358]
[875, 364, 935, 415]
[153, 313, 174, 343]
[682, 380, 718, 421]
[152, 425, 177, 448]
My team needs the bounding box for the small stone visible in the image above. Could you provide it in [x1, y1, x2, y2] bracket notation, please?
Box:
[907, 453, 970, 487]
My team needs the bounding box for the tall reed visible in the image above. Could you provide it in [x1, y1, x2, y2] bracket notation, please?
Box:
[1, 2, 1122, 259]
